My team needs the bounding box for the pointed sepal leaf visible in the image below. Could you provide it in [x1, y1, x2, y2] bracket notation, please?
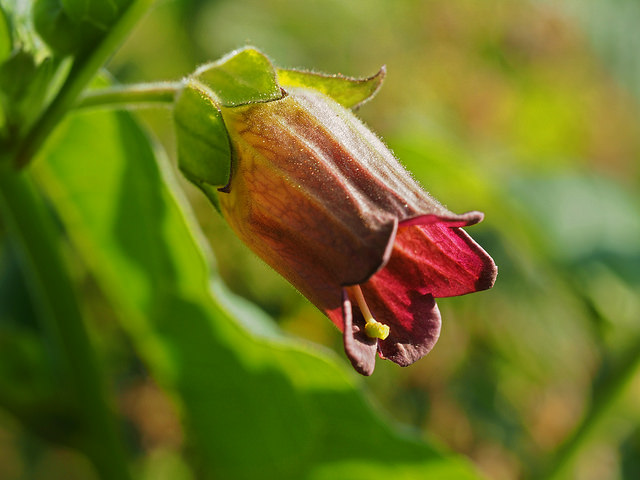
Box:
[193, 47, 283, 107]
[174, 79, 231, 191]
[173, 48, 386, 210]
[277, 66, 385, 109]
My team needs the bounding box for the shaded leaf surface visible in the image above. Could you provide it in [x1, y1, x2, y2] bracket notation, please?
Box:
[33, 108, 482, 480]
[174, 81, 231, 191]
[33, 0, 132, 55]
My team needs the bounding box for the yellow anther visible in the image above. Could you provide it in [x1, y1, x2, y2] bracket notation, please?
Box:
[346, 285, 390, 340]
[364, 320, 390, 340]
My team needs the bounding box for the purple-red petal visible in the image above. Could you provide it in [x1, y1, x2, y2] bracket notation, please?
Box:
[360, 276, 442, 367]
[341, 290, 377, 376]
[384, 222, 497, 298]
[216, 85, 497, 375]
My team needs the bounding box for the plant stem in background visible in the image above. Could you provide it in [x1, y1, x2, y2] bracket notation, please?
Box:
[0, 165, 133, 480]
[535, 336, 640, 480]
[14, 0, 156, 168]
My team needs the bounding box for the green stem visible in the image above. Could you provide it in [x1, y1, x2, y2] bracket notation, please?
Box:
[0, 165, 132, 480]
[535, 337, 640, 480]
[14, 0, 156, 169]
[76, 82, 181, 110]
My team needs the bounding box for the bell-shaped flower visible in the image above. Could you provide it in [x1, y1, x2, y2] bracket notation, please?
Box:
[174, 48, 497, 375]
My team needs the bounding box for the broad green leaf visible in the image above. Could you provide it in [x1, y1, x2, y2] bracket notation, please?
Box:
[33, 108, 484, 480]
[193, 47, 282, 107]
[174, 80, 231, 191]
[277, 66, 386, 109]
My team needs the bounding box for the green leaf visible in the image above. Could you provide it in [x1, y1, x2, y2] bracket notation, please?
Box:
[0, 51, 37, 103]
[0, 161, 132, 478]
[175, 47, 285, 192]
[33, 0, 97, 55]
[33, 108, 484, 480]
[17, 0, 153, 168]
[62, 0, 130, 29]
[0, 241, 40, 330]
[174, 79, 231, 191]
[0, 51, 55, 140]
[33, 0, 132, 55]
[193, 47, 283, 107]
[277, 66, 386, 109]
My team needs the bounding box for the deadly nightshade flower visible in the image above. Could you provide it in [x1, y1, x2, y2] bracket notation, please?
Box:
[175, 48, 497, 375]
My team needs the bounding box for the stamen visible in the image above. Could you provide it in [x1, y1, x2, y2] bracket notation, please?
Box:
[346, 285, 390, 340]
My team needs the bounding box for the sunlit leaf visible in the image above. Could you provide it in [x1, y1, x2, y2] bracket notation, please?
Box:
[193, 47, 282, 106]
[33, 107, 484, 480]
[277, 66, 385, 109]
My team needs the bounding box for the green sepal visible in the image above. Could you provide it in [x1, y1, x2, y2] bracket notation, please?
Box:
[173, 48, 386, 207]
[175, 47, 283, 192]
[277, 66, 386, 109]
[190, 179, 222, 213]
[193, 47, 283, 107]
[174, 79, 231, 190]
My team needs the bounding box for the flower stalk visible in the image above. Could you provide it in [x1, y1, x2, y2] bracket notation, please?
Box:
[535, 336, 640, 480]
[76, 82, 181, 110]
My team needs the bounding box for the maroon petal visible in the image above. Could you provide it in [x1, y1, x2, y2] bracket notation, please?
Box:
[215, 80, 497, 375]
[358, 268, 441, 366]
[220, 97, 402, 291]
[386, 222, 497, 298]
[325, 219, 494, 371]
[341, 289, 378, 375]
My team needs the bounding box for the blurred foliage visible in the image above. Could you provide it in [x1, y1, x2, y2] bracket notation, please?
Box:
[1, 0, 640, 479]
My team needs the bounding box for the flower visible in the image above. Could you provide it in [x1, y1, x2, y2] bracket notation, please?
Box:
[215, 84, 497, 375]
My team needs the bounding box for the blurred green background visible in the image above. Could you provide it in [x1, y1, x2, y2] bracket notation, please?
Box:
[2, 0, 640, 479]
